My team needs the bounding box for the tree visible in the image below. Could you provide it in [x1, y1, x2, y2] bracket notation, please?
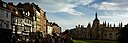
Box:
[118, 24, 128, 43]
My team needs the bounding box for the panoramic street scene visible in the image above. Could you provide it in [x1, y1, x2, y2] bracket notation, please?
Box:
[0, 0, 128, 43]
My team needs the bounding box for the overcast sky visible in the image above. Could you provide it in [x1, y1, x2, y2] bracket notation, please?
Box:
[3, 0, 128, 32]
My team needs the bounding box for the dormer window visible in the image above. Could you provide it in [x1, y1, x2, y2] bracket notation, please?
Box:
[3, 3, 6, 7]
[16, 11, 18, 14]
[23, 11, 25, 14]
[26, 13, 28, 16]
[28, 11, 30, 16]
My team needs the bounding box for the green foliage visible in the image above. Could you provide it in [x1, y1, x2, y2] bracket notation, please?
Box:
[73, 40, 117, 43]
[118, 24, 128, 43]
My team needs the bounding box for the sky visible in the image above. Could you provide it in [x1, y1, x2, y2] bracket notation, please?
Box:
[3, 0, 128, 32]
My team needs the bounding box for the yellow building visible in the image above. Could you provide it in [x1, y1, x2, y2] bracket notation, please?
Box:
[40, 9, 47, 34]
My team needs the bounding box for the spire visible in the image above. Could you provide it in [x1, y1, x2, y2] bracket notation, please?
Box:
[103, 21, 104, 24]
[103, 21, 104, 26]
[121, 22, 123, 27]
[87, 22, 91, 28]
[108, 22, 109, 27]
[119, 23, 120, 27]
[95, 12, 98, 19]
[105, 21, 106, 27]
[114, 24, 115, 27]
[110, 24, 112, 27]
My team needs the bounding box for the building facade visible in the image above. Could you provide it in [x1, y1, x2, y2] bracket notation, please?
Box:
[0, 0, 50, 42]
[68, 12, 121, 40]
[47, 22, 61, 36]
[0, 0, 12, 42]
[40, 9, 47, 34]
[7, 2, 48, 41]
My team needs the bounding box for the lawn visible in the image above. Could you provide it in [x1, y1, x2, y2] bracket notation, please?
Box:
[73, 40, 118, 43]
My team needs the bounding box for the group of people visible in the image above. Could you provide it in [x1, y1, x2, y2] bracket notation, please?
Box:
[12, 33, 73, 43]
[28, 34, 73, 43]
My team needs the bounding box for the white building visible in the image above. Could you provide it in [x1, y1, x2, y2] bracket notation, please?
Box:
[0, 0, 12, 42]
[0, 2, 11, 30]
[47, 26, 53, 35]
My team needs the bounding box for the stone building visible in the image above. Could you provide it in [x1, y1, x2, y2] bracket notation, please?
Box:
[70, 25, 86, 39]
[7, 2, 24, 41]
[1, 0, 48, 42]
[31, 3, 47, 34]
[40, 9, 47, 34]
[35, 6, 41, 32]
[0, 0, 12, 42]
[7, 2, 47, 41]
[68, 12, 121, 40]
[47, 22, 61, 36]
[16, 2, 35, 41]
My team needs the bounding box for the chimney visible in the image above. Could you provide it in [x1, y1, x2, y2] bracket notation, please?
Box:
[8, 2, 13, 5]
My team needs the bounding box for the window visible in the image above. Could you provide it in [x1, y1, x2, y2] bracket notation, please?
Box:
[0, 21, 2, 28]
[4, 10, 7, 14]
[6, 12, 8, 18]
[15, 17, 17, 22]
[0, 9, 1, 14]
[23, 11, 25, 14]
[29, 20, 31, 24]
[16, 11, 18, 14]
[25, 26, 30, 31]
[6, 21, 9, 29]
[28, 20, 30, 24]
[18, 26, 22, 32]
[25, 19, 26, 23]
[0, 20, 3, 28]
[8, 12, 11, 16]
[28, 11, 30, 16]
[27, 19, 29, 23]
[3, 3, 6, 7]
[13, 26, 15, 31]
[26, 13, 28, 16]
[13, 17, 16, 23]
[20, 19, 22, 23]
[18, 18, 22, 24]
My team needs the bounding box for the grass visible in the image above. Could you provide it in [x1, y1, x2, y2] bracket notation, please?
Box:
[73, 40, 118, 43]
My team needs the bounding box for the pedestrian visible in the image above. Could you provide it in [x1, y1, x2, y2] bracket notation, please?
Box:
[34, 38, 39, 43]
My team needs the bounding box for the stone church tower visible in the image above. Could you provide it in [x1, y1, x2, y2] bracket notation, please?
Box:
[91, 12, 100, 39]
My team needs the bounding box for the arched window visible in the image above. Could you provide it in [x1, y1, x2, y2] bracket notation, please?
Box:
[109, 33, 112, 40]
[116, 33, 118, 35]
[109, 33, 112, 35]
[104, 34, 107, 39]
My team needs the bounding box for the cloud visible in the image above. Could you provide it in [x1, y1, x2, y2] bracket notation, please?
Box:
[47, 14, 92, 32]
[99, 11, 128, 26]
[72, 0, 94, 6]
[3, 0, 94, 16]
[3, 0, 95, 31]
[43, 4, 84, 16]
[90, 1, 128, 10]
[5, 0, 128, 31]
[40, 0, 94, 16]
[99, 2, 119, 10]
